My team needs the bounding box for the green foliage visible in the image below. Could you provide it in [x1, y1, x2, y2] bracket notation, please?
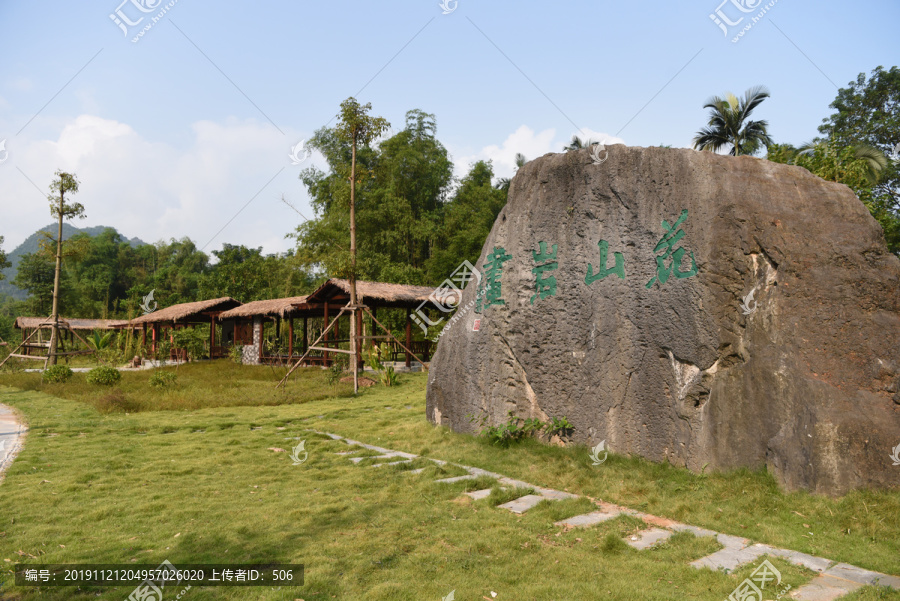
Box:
[547, 416, 574, 437]
[469, 411, 574, 446]
[88, 330, 114, 351]
[325, 360, 345, 386]
[693, 85, 773, 156]
[171, 327, 207, 361]
[0, 236, 10, 279]
[48, 171, 85, 222]
[86, 365, 121, 386]
[229, 344, 243, 364]
[379, 364, 399, 387]
[43, 364, 73, 383]
[13, 252, 55, 315]
[149, 370, 178, 388]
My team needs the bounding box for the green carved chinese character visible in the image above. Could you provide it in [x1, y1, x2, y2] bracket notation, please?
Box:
[645, 209, 698, 288]
[585, 239, 625, 284]
[475, 246, 513, 313]
[531, 241, 558, 305]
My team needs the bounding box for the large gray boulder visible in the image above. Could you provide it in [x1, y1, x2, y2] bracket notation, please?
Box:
[426, 145, 900, 496]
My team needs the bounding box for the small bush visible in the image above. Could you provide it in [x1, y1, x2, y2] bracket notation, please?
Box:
[86, 365, 122, 386]
[379, 365, 399, 387]
[149, 370, 178, 388]
[95, 390, 139, 413]
[43, 365, 74, 383]
[229, 345, 243, 364]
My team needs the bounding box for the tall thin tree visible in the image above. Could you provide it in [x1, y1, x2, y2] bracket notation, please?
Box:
[47, 170, 85, 365]
[693, 85, 773, 156]
[334, 98, 389, 391]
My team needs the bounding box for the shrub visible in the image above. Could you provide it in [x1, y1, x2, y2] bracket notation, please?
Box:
[379, 365, 399, 387]
[86, 365, 122, 386]
[149, 370, 177, 388]
[43, 365, 74, 383]
[229, 345, 243, 364]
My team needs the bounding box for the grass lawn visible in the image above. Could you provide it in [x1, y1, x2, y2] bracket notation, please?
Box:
[0, 361, 898, 600]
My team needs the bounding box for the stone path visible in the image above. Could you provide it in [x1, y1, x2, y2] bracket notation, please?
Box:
[0, 403, 27, 484]
[317, 431, 900, 600]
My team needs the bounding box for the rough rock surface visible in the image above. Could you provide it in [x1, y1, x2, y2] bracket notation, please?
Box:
[426, 146, 900, 496]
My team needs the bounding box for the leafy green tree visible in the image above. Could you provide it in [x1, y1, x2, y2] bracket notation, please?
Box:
[496, 153, 527, 192]
[0, 236, 10, 279]
[46, 170, 85, 364]
[295, 108, 453, 285]
[693, 86, 773, 156]
[14, 252, 56, 316]
[563, 136, 601, 151]
[198, 244, 313, 302]
[428, 161, 507, 281]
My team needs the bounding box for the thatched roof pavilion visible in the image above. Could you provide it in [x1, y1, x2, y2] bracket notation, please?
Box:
[304, 278, 444, 309]
[15, 317, 131, 330]
[125, 297, 242, 360]
[218, 296, 309, 320]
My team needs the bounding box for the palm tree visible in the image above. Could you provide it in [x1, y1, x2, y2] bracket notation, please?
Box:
[563, 135, 601, 152]
[693, 86, 773, 156]
[496, 153, 527, 192]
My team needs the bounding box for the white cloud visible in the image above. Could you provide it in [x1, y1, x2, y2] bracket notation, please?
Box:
[452, 125, 625, 183]
[0, 115, 318, 256]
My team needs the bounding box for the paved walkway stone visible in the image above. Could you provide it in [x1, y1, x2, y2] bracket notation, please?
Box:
[625, 528, 674, 550]
[0, 404, 27, 483]
[434, 474, 479, 484]
[319, 429, 900, 597]
[790, 575, 865, 601]
[498, 494, 546, 514]
[555, 510, 622, 528]
[371, 459, 413, 468]
[465, 489, 493, 501]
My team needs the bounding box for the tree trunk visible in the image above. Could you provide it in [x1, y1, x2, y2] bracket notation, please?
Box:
[48, 191, 64, 366]
[349, 136, 359, 394]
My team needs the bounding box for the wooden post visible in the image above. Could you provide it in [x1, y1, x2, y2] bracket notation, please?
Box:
[210, 315, 216, 358]
[288, 317, 294, 358]
[405, 311, 412, 368]
[302, 316, 308, 355]
[356, 308, 364, 369]
[152, 324, 158, 354]
[323, 303, 330, 364]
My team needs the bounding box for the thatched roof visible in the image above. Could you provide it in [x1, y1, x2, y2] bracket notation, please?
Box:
[305, 278, 453, 308]
[14, 317, 131, 330]
[127, 297, 242, 325]
[218, 296, 309, 320]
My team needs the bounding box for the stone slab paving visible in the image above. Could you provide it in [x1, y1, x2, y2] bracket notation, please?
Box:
[371, 459, 413, 468]
[625, 528, 674, 550]
[319, 430, 900, 597]
[349, 454, 396, 464]
[498, 494, 547, 514]
[790, 575, 865, 601]
[465, 488, 493, 501]
[555, 510, 622, 528]
[434, 474, 480, 484]
[0, 404, 27, 484]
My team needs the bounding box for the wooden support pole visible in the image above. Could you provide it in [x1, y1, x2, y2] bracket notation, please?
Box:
[323, 303, 330, 364]
[365, 307, 428, 372]
[405, 311, 412, 368]
[276, 307, 348, 388]
[288, 317, 294, 358]
[210, 315, 216, 358]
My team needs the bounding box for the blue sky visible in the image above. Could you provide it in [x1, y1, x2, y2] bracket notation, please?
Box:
[1, 0, 896, 256]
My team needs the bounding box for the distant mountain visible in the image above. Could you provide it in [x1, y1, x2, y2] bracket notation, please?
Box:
[0, 225, 147, 300]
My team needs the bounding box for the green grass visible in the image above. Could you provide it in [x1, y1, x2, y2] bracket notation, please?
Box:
[0, 362, 897, 600]
[0, 360, 355, 412]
